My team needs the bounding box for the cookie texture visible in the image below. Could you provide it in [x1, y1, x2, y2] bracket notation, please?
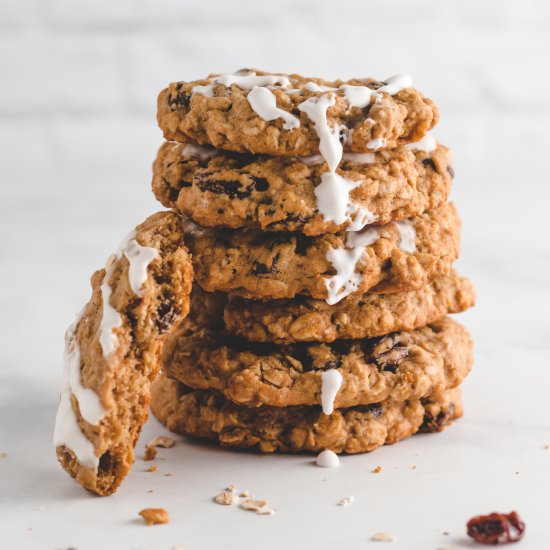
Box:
[151, 375, 462, 454]
[157, 70, 439, 156]
[162, 317, 472, 408]
[54, 212, 193, 496]
[192, 271, 475, 343]
[152, 140, 453, 235]
[186, 202, 461, 300]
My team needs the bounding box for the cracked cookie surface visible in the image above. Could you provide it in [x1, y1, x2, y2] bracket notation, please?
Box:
[54, 212, 193, 496]
[153, 140, 453, 235]
[157, 70, 439, 156]
[162, 317, 472, 408]
[191, 271, 475, 343]
[151, 375, 462, 454]
[186, 203, 460, 300]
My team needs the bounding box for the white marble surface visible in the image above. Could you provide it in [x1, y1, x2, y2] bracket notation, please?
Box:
[1, 1, 550, 549]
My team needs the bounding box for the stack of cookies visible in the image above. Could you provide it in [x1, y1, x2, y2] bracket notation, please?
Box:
[150, 70, 475, 463]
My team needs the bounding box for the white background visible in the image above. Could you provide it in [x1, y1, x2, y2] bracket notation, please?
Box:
[1, 1, 549, 549]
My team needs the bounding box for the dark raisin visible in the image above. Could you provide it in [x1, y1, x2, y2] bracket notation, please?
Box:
[293, 233, 310, 256]
[177, 179, 192, 188]
[446, 165, 455, 179]
[195, 171, 254, 199]
[369, 333, 411, 372]
[156, 301, 180, 334]
[251, 252, 280, 275]
[467, 511, 525, 545]
[167, 90, 191, 109]
[421, 158, 439, 172]
[319, 360, 342, 371]
[253, 177, 269, 192]
[420, 403, 455, 433]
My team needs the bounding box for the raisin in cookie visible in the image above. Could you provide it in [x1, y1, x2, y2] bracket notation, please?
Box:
[186, 203, 460, 302]
[53, 212, 193, 496]
[157, 69, 439, 156]
[162, 317, 472, 408]
[151, 375, 462, 454]
[152, 138, 453, 236]
[191, 271, 474, 343]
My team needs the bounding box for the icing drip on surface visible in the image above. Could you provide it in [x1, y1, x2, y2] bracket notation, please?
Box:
[99, 231, 159, 357]
[316, 449, 340, 468]
[342, 152, 376, 164]
[324, 227, 379, 305]
[320, 370, 343, 415]
[180, 143, 218, 160]
[53, 313, 101, 469]
[394, 220, 416, 253]
[406, 133, 437, 153]
[247, 86, 300, 130]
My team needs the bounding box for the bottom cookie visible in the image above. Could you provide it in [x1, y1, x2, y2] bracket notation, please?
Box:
[150, 374, 462, 454]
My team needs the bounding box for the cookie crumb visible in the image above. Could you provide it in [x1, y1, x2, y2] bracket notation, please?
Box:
[143, 445, 158, 461]
[442, 531, 450, 535]
[146, 465, 157, 473]
[240, 499, 276, 515]
[371, 532, 395, 542]
[138, 508, 169, 525]
[544, 444, 549, 450]
[148, 435, 176, 448]
[373, 466, 382, 474]
[0, 452, 7, 459]
[147, 489, 154, 493]
[225, 484, 237, 491]
[164, 472, 174, 477]
[239, 490, 250, 497]
[410, 464, 417, 469]
[214, 491, 239, 506]
[337, 496, 354, 506]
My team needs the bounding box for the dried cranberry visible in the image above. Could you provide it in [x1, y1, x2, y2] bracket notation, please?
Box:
[467, 511, 525, 545]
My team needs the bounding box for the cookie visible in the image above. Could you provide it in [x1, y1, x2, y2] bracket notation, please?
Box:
[152, 137, 453, 236]
[162, 317, 472, 408]
[53, 212, 193, 496]
[157, 69, 439, 157]
[186, 202, 460, 302]
[150, 375, 462, 454]
[191, 271, 475, 343]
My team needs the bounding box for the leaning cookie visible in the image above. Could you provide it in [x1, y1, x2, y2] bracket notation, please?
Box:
[192, 271, 475, 343]
[157, 69, 439, 156]
[152, 137, 453, 236]
[162, 317, 472, 408]
[151, 375, 462, 454]
[186, 203, 460, 303]
[53, 212, 193, 496]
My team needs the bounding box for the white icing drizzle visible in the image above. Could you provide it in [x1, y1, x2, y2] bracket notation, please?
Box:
[342, 152, 376, 164]
[406, 133, 437, 153]
[304, 81, 337, 92]
[340, 84, 377, 109]
[53, 313, 101, 469]
[324, 227, 380, 305]
[99, 231, 159, 357]
[367, 137, 387, 150]
[320, 370, 343, 415]
[192, 71, 291, 97]
[180, 143, 218, 160]
[316, 449, 340, 468]
[298, 154, 324, 166]
[377, 74, 413, 95]
[394, 220, 416, 253]
[247, 86, 300, 130]
[346, 205, 377, 232]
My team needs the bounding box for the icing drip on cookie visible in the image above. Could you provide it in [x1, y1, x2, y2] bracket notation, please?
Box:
[377, 74, 413, 95]
[324, 227, 380, 305]
[367, 137, 387, 150]
[99, 232, 159, 357]
[316, 449, 340, 468]
[340, 84, 377, 109]
[304, 81, 337, 92]
[298, 95, 363, 226]
[320, 370, 343, 415]
[179, 143, 218, 160]
[247, 86, 300, 130]
[192, 71, 291, 97]
[342, 152, 376, 164]
[53, 313, 101, 469]
[394, 220, 416, 253]
[346, 205, 377, 231]
[406, 133, 436, 153]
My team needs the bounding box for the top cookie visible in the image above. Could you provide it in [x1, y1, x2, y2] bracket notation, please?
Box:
[157, 69, 439, 157]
